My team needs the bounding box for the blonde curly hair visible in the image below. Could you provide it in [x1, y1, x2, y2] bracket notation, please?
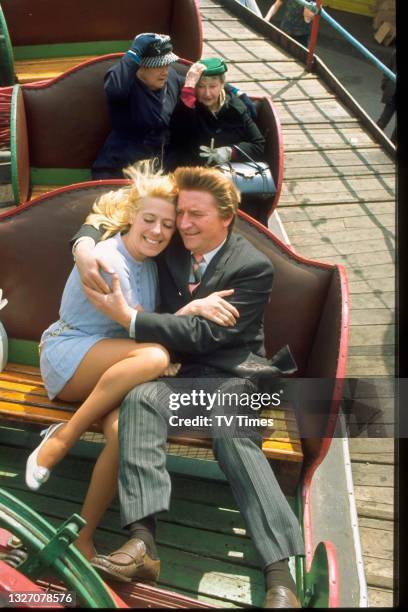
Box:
[86, 160, 178, 239]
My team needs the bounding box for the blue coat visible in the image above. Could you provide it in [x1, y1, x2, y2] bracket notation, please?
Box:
[92, 56, 183, 177]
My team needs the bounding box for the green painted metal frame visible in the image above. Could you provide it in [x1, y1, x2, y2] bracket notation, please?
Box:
[9, 84, 21, 204]
[0, 4, 14, 85]
[8, 339, 39, 367]
[0, 488, 119, 608]
[13, 40, 131, 61]
[30, 167, 92, 186]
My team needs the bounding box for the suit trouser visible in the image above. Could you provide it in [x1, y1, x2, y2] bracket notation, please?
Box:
[118, 377, 305, 567]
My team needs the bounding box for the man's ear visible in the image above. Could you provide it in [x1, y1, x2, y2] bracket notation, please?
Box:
[222, 214, 234, 230]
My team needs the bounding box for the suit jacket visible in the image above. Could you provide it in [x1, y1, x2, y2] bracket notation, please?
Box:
[134, 231, 274, 375]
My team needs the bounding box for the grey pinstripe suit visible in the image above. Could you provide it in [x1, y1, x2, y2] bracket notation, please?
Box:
[118, 231, 305, 567]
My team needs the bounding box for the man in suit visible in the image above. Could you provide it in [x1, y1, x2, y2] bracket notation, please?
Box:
[73, 166, 304, 608]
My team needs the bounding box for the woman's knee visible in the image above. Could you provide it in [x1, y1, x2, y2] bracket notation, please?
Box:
[143, 344, 170, 373]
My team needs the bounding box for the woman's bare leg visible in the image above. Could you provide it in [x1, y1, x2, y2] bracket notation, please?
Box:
[37, 339, 169, 469]
[75, 409, 119, 560]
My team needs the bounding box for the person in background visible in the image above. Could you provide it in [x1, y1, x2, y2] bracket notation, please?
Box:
[92, 34, 258, 179]
[166, 58, 265, 169]
[92, 34, 182, 179]
[377, 48, 396, 145]
[265, 0, 315, 48]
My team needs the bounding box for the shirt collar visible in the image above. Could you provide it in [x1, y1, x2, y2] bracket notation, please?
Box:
[192, 238, 227, 266]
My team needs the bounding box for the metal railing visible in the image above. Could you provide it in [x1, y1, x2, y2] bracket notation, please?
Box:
[290, 0, 396, 81]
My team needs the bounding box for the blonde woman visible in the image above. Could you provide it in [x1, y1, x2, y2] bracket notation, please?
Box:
[25, 161, 238, 559]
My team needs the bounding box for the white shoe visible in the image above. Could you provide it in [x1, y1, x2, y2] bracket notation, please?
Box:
[25, 423, 65, 491]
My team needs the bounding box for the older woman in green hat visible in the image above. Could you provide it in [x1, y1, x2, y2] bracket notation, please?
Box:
[166, 57, 265, 170]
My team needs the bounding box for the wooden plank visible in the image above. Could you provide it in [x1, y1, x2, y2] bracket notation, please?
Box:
[350, 309, 394, 325]
[293, 223, 395, 246]
[350, 463, 394, 487]
[358, 516, 394, 532]
[349, 292, 394, 309]
[348, 276, 395, 294]
[233, 80, 334, 101]
[201, 9, 237, 20]
[354, 485, 394, 520]
[226, 62, 314, 82]
[278, 201, 395, 222]
[364, 557, 393, 590]
[290, 227, 395, 248]
[346, 355, 394, 377]
[202, 21, 261, 40]
[349, 438, 394, 461]
[367, 586, 394, 607]
[360, 526, 393, 561]
[283, 149, 395, 179]
[30, 185, 60, 200]
[278, 214, 395, 236]
[279, 175, 395, 207]
[296, 239, 395, 259]
[348, 325, 394, 347]
[203, 40, 291, 62]
[282, 125, 379, 151]
[348, 345, 394, 357]
[15, 56, 99, 83]
[275, 99, 356, 125]
[312, 250, 394, 268]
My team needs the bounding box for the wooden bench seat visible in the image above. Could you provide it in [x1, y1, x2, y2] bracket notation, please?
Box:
[15, 57, 100, 84]
[0, 362, 303, 464]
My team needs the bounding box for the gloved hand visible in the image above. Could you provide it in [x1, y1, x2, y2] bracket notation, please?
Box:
[127, 33, 159, 64]
[185, 62, 206, 88]
[199, 145, 232, 165]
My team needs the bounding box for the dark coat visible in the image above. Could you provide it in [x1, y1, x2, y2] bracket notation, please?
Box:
[381, 50, 396, 105]
[166, 93, 265, 170]
[134, 231, 274, 375]
[92, 56, 183, 176]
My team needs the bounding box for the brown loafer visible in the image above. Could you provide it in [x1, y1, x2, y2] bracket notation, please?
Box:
[90, 537, 160, 583]
[263, 585, 301, 608]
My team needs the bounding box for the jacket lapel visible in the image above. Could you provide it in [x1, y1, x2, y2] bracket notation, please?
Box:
[164, 233, 238, 299]
[194, 234, 237, 297]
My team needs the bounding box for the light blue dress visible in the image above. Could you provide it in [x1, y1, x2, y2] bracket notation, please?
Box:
[40, 233, 159, 399]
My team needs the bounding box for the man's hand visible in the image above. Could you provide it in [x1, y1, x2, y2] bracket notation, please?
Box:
[82, 273, 134, 330]
[176, 289, 239, 326]
[74, 238, 114, 294]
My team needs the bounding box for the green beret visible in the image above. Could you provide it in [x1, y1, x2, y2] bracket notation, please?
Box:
[199, 57, 228, 76]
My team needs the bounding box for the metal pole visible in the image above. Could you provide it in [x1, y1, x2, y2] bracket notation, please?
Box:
[306, 0, 322, 71]
[319, 7, 396, 82]
[290, 0, 396, 82]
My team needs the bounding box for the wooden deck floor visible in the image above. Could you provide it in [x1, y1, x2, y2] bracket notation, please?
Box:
[202, 0, 395, 606]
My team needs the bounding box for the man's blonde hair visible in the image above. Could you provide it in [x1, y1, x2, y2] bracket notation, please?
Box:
[86, 160, 178, 239]
[173, 166, 240, 220]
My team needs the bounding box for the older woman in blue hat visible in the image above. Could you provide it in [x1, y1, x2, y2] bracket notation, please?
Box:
[92, 36, 257, 180]
[166, 57, 265, 170]
[92, 33, 182, 179]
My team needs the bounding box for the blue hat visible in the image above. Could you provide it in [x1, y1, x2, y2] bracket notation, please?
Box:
[140, 34, 179, 68]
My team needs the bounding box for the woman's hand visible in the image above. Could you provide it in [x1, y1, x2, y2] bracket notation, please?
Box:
[74, 238, 114, 294]
[176, 289, 239, 326]
[185, 62, 206, 88]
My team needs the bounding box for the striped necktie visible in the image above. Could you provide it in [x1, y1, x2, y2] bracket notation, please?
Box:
[188, 253, 204, 295]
